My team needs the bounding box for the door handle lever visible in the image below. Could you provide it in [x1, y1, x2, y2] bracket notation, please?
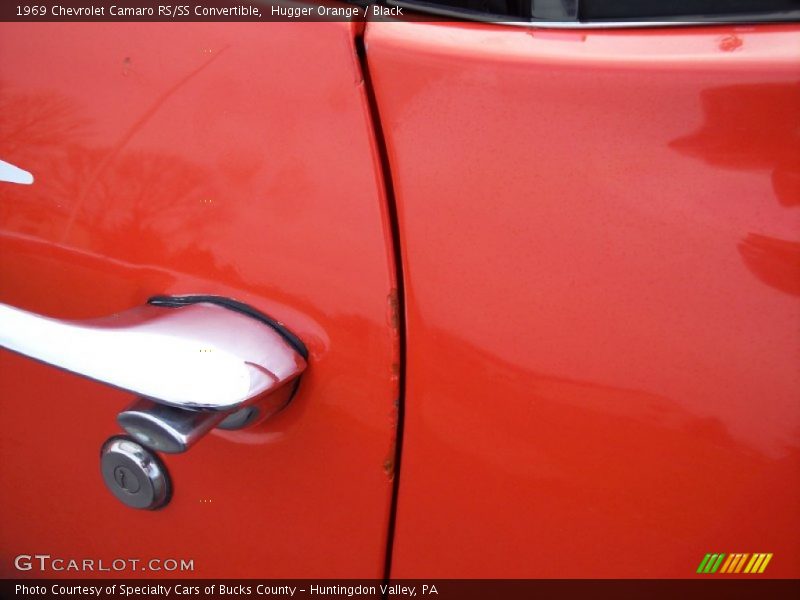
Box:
[0, 296, 307, 452]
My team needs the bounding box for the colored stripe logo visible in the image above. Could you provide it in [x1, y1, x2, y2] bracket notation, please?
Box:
[696, 553, 773, 574]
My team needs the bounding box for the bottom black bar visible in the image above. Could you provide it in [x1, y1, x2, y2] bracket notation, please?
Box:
[2, 579, 800, 600]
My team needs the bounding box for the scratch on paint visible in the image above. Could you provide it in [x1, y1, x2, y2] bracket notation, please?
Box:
[61, 45, 231, 243]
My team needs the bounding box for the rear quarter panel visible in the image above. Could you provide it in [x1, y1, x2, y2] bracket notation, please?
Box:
[366, 21, 800, 577]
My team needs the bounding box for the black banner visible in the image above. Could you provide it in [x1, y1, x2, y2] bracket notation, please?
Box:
[1, 1, 407, 22]
[3, 0, 797, 23]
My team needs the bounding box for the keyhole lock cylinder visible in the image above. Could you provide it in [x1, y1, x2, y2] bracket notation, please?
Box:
[100, 437, 171, 510]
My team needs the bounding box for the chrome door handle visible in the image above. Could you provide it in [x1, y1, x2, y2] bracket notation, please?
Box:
[0, 296, 307, 452]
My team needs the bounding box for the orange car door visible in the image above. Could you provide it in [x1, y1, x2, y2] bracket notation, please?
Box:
[0, 20, 399, 578]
